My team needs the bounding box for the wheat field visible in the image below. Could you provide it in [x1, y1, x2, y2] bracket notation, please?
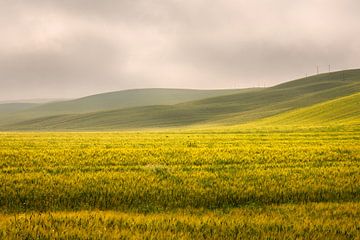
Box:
[1, 128, 359, 239]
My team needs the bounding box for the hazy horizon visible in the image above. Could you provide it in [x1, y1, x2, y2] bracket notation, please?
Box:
[1, 0, 360, 101]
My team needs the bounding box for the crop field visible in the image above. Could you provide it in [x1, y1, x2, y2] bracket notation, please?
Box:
[1, 128, 360, 239]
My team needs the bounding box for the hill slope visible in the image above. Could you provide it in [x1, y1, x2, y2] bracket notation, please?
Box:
[0, 88, 256, 125]
[252, 92, 360, 126]
[0, 103, 39, 114]
[1, 69, 360, 130]
[19, 88, 252, 115]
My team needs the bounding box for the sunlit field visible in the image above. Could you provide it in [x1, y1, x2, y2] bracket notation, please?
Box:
[1, 127, 359, 239]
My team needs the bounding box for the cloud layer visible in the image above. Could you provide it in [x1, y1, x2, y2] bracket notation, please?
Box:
[0, 0, 359, 100]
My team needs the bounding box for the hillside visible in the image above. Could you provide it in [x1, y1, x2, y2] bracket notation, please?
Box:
[18, 88, 252, 115]
[1, 69, 360, 130]
[251, 92, 360, 126]
[0, 103, 39, 114]
[0, 88, 255, 125]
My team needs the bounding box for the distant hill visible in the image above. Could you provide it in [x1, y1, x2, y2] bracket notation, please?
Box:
[0, 88, 258, 125]
[0, 103, 39, 114]
[1, 69, 359, 131]
[0, 98, 69, 104]
[21, 88, 254, 114]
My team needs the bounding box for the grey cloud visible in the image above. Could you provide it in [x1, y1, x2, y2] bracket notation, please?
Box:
[0, 34, 132, 98]
[175, 39, 359, 86]
[0, 0, 359, 100]
[15, 0, 181, 26]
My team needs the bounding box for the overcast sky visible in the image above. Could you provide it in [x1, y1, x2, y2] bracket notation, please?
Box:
[0, 0, 359, 101]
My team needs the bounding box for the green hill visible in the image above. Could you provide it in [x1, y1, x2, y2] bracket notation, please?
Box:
[0, 88, 255, 125]
[20, 88, 252, 115]
[0, 103, 39, 114]
[251, 92, 360, 127]
[1, 69, 360, 131]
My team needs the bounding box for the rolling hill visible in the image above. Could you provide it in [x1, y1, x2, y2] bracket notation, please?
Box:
[0, 88, 256, 124]
[252, 92, 360, 126]
[1, 69, 359, 131]
[17, 88, 252, 114]
[0, 103, 39, 114]
[0, 98, 70, 115]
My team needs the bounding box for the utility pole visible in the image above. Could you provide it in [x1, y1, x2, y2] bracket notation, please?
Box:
[328, 65, 331, 73]
[317, 66, 319, 75]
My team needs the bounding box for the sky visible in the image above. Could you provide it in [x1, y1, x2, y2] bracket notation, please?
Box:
[0, 0, 359, 101]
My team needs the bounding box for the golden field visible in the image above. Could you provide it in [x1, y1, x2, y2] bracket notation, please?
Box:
[0, 128, 359, 239]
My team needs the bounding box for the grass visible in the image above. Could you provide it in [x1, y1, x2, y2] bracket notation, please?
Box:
[248, 92, 360, 127]
[1, 202, 360, 239]
[0, 126, 359, 238]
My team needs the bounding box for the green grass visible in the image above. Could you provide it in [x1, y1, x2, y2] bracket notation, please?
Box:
[252, 92, 360, 127]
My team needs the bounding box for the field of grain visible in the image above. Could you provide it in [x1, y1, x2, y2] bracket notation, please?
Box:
[0, 128, 359, 239]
